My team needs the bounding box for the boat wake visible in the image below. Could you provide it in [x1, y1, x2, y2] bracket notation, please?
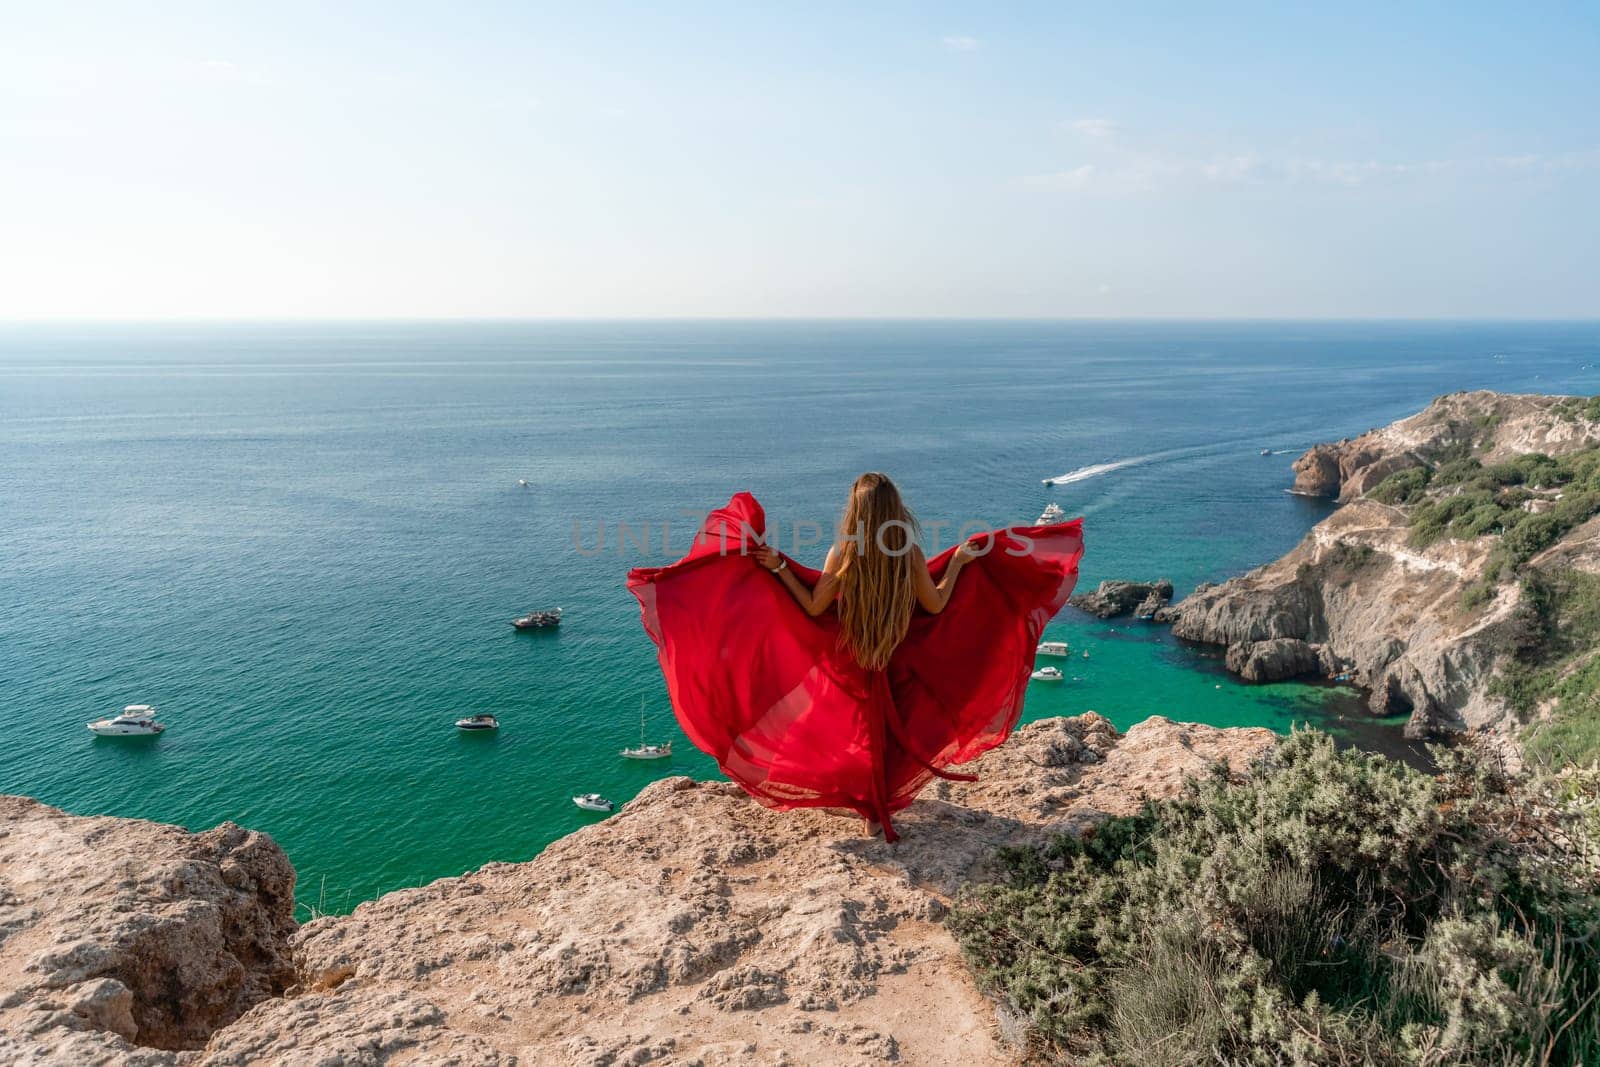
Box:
[1042, 448, 1182, 486]
[1044, 456, 1148, 485]
[1042, 438, 1302, 488]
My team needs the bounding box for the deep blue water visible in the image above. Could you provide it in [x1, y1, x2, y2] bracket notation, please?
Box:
[2, 320, 1596, 914]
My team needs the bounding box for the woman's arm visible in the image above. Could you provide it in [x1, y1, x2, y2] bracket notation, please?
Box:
[755, 544, 840, 617]
[913, 539, 981, 614]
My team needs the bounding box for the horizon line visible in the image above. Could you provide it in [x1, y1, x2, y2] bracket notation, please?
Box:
[0, 315, 1597, 325]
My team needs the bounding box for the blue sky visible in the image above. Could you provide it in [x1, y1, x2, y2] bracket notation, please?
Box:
[2, 2, 1596, 318]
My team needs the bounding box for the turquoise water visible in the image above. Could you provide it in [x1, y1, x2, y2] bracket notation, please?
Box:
[2, 321, 1596, 915]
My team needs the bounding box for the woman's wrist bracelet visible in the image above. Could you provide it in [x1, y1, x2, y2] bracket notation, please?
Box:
[771, 559, 787, 573]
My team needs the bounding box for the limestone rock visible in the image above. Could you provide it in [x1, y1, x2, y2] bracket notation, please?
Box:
[1170, 392, 1600, 739]
[1070, 579, 1174, 618]
[1224, 638, 1321, 682]
[0, 796, 297, 1064]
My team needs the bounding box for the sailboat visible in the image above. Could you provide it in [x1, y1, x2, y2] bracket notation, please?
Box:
[621, 697, 672, 760]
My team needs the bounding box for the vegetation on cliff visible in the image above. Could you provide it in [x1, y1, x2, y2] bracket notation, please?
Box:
[949, 731, 1600, 1065]
[1492, 570, 1600, 769]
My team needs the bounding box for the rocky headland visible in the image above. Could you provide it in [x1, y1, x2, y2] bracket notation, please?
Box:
[1, 714, 1274, 1066]
[1130, 391, 1600, 744]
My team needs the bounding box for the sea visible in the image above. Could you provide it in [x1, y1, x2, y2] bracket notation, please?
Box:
[3, 320, 1597, 916]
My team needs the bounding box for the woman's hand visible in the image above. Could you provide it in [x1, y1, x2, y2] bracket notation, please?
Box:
[754, 545, 784, 572]
[954, 536, 987, 564]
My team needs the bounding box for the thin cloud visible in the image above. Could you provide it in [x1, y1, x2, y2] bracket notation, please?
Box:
[1022, 149, 1599, 195]
[941, 35, 980, 52]
[1070, 118, 1119, 139]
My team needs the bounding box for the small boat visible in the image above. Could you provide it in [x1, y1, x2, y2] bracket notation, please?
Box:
[1030, 666, 1064, 682]
[573, 793, 614, 813]
[1260, 448, 1272, 456]
[1035, 640, 1071, 657]
[518, 479, 529, 488]
[87, 705, 165, 737]
[512, 607, 562, 630]
[1037, 502, 1066, 525]
[455, 714, 499, 731]
[621, 697, 672, 760]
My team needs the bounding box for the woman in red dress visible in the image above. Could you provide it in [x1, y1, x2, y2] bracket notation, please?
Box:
[627, 473, 1083, 842]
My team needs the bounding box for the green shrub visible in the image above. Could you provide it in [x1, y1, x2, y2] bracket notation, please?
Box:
[1503, 514, 1563, 564]
[1494, 570, 1600, 770]
[1371, 467, 1431, 505]
[949, 731, 1600, 1064]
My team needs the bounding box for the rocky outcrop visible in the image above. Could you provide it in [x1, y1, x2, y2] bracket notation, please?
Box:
[1, 715, 1276, 1066]
[1070, 578, 1173, 618]
[1224, 638, 1321, 683]
[1171, 391, 1600, 738]
[1288, 391, 1600, 503]
[0, 796, 296, 1064]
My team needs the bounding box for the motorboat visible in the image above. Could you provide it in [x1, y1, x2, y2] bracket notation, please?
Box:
[1260, 448, 1272, 456]
[573, 793, 614, 813]
[518, 479, 529, 488]
[1035, 640, 1071, 657]
[455, 714, 499, 731]
[512, 607, 562, 630]
[621, 697, 672, 760]
[87, 705, 165, 737]
[1036, 502, 1066, 525]
[1030, 666, 1064, 682]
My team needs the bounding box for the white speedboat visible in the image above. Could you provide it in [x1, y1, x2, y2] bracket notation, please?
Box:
[87, 705, 165, 737]
[1031, 666, 1064, 682]
[455, 714, 499, 731]
[1035, 640, 1071, 657]
[1037, 502, 1066, 525]
[621, 697, 672, 760]
[573, 793, 614, 813]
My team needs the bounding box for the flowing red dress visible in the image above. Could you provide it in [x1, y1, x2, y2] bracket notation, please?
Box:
[626, 493, 1084, 841]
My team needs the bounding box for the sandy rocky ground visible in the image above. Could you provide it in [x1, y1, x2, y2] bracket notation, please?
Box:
[0, 713, 1274, 1066]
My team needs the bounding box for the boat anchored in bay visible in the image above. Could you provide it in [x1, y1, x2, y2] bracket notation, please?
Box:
[87, 705, 165, 737]
[512, 607, 562, 631]
[621, 697, 672, 760]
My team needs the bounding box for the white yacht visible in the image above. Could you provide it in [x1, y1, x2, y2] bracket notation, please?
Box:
[621, 698, 672, 760]
[455, 714, 499, 731]
[1036, 502, 1066, 525]
[573, 793, 614, 813]
[1035, 640, 1071, 657]
[1030, 666, 1064, 682]
[87, 705, 165, 737]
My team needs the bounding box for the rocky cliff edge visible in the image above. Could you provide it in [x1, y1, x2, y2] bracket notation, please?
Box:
[0, 714, 1274, 1066]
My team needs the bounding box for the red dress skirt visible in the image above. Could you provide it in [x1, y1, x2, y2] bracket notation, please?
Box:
[626, 493, 1084, 841]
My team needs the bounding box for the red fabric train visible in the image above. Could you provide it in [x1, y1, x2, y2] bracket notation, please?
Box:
[626, 493, 1084, 841]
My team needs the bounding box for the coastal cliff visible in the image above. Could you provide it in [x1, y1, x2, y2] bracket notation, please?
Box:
[1165, 391, 1600, 742]
[0, 715, 1273, 1066]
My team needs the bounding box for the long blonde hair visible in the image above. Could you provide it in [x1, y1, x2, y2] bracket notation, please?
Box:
[835, 472, 919, 670]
